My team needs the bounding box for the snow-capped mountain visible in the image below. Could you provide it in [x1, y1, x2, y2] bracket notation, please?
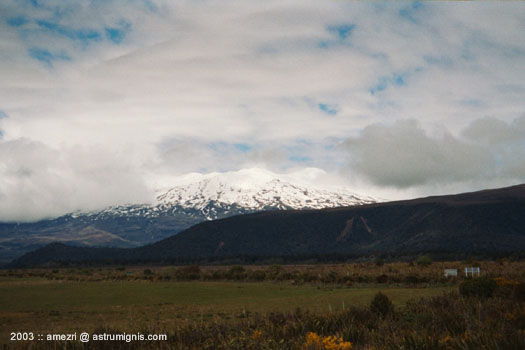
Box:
[156, 179, 375, 220]
[1, 168, 378, 263]
[89, 168, 377, 221]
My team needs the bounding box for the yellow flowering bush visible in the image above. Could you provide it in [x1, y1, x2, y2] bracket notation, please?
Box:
[440, 335, 453, 344]
[302, 332, 352, 350]
[251, 329, 262, 340]
[493, 277, 519, 287]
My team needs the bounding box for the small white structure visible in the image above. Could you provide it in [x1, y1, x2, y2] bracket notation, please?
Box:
[464, 267, 480, 278]
[444, 269, 458, 277]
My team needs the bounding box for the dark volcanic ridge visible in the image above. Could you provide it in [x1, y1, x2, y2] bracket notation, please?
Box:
[9, 184, 525, 267]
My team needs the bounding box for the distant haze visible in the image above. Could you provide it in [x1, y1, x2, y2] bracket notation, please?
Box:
[0, 1, 524, 222]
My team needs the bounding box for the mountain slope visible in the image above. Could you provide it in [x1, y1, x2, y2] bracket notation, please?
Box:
[0, 168, 375, 264]
[11, 184, 525, 267]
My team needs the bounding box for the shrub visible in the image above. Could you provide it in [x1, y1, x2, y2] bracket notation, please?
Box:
[321, 271, 339, 284]
[405, 274, 421, 285]
[300, 272, 318, 283]
[227, 265, 246, 280]
[228, 265, 246, 274]
[376, 274, 388, 284]
[249, 270, 267, 281]
[515, 282, 525, 301]
[267, 264, 283, 278]
[176, 265, 201, 280]
[338, 275, 353, 286]
[493, 278, 525, 301]
[210, 270, 226, 280]
[302, 332, 352, 350]
[375, 257, 384, 266]
[370, 291, 393, 317]
[143, 269, 153, 276]
[459, 277, 498, 298]
[416, 255, 432, 267]
[276, 271, 296, 281]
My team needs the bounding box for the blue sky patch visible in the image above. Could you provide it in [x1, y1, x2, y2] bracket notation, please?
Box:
[36, 20, 102, 44]
[289, 155, 312, 163]
[143, 0, 159, 12]
[393, 73, 404, 85]
[320, 23, 355, 48]
[328, 24, 355, 40]
[318, 40, 331, 49]
[207, 142, 254, 154]
[105, 28, 125, 44]
[7, 16, 28, 27]
[370, 82, 387, 95]
[370, 72, 407, 95]
[233, 143, 252, 153]
[399, 2, 424, 24]
[207, 142, 225, 151]
[0, 110, 5, 139]
[105, 21, 131, 44]
[28, 47, 71, 66]
[318, 103, 338, 115]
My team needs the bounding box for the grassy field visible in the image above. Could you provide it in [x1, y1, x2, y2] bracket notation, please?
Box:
[0, 278, 450, 340]
[1, 261, 524, 349]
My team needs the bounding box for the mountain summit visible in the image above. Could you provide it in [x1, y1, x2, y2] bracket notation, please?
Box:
[90, 168, 376, 221]
[153, 168, 376, 220]
[0, 168, 376, 263]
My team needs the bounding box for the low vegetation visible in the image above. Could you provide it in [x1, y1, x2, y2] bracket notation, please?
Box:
[3, 259, 524, 285]
[1, 260, 524, 349]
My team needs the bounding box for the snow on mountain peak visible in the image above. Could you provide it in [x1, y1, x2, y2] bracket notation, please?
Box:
[89, 168, 377, 221]
[155, 168, 376, 214]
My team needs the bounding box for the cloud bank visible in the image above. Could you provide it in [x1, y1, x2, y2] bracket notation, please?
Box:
[343, 117, 525, 190]
[0, 139, 153, 221]
[0, 1, 524, 221]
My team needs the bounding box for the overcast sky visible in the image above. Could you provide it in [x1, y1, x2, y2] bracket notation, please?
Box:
[0, 0, 524, 222]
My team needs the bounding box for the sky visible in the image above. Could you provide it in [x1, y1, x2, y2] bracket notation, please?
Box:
[0, 0, 524, 222]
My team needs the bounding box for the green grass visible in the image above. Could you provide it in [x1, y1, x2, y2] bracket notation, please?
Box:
[0, 280, 450, 312]
[0, 279, 451, 340]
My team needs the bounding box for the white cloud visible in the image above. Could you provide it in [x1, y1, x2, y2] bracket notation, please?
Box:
[0, 1, 524, 220]
[343, 117, 525, 191]
[0, 139, 153, 222]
